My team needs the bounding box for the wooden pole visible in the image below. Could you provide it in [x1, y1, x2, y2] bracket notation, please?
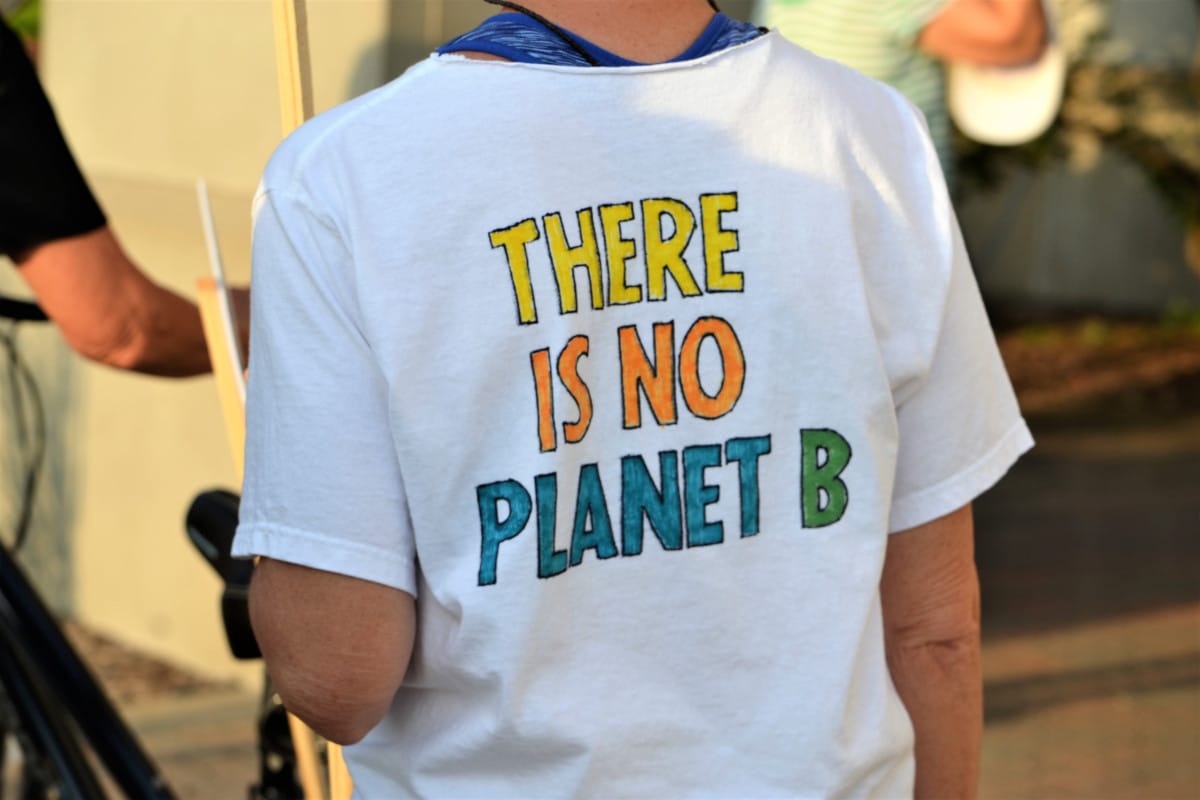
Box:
[269, 4, 350, 797]
[272, 0, 314, 136]
[328, 744, 354, 799]
[196, 1, 352, 798]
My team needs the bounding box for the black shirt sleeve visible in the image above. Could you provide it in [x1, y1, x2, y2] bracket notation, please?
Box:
[1, 17, 106, 259]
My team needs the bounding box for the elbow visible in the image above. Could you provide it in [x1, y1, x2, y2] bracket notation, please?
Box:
[248, 558, 416, 746]
[885, 625, 982, 711]
[65, 314, 153, 372]
[885, 610, 981, 682]
[323, 721, 376, 748]
[297, 711, 380, 748]
[271, 668, 396, 746]
[884, 583, 982, 676]
[890, 625, 981, 666]
[94, 333, 153, 373]
[63, 292, 208, 376]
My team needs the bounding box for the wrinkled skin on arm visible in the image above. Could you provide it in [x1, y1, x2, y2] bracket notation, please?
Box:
[249, 558, 416, 745]
[881, 504, 981, 800]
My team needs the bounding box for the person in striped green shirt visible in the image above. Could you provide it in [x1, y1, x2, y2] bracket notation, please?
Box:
[755, 0, 1046, 184]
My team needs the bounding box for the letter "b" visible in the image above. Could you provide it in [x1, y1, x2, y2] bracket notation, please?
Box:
[800, 429, 851, 528]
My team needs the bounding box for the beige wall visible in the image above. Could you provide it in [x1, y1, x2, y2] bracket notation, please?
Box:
[39, 0, 391, 685]
[33, 0, 757, 686]
[43, 0, 390, 196]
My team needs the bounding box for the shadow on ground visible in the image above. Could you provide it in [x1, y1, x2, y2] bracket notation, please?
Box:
[975, 391, 1200, 639]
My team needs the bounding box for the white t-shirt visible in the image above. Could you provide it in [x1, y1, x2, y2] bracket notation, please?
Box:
[234, 33, 1032, 799]
[753, 0, 957, 172]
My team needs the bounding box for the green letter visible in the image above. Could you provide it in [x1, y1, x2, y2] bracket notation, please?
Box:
[800, 429, 851, 528]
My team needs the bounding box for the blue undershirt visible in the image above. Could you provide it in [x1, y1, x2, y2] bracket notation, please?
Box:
[438, 11, 763, 67]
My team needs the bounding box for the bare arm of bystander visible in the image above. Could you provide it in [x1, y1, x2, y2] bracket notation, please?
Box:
[881, 503, 983, 800]
[918, 0, 1046, 66]
[14, 225, 249, 376]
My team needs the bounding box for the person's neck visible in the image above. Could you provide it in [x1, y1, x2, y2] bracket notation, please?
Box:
[496, 0, 717, 63]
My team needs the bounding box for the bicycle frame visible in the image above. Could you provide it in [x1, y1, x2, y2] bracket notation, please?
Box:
[0, 541, 176, 799]
[0, 294, 175, 798]
[0, 586, 106, 798]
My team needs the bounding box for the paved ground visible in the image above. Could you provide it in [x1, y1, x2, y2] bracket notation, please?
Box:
[971, 404, 1200, 799]
[124, 690, 260, 800]
[114, 406, 1200, 799]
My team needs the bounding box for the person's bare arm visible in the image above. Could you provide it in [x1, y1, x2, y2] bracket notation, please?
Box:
[248, 558, 416, 745]
[14, 226, 249, 376]
[881, 504, 981, 800]
[918, 0, 1046, 66]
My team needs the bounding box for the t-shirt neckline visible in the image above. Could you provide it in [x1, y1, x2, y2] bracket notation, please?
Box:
[432, 28, 775, 75]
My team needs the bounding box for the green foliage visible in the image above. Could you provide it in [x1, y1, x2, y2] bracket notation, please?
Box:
[956, 0, 1200, 227]
[957, 63, 1200, 225]
[1162, 301, 1200, 333]
[3, 0, 39, 42]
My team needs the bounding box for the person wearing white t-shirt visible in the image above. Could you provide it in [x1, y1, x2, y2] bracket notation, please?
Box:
[234, 1, 1033, 797]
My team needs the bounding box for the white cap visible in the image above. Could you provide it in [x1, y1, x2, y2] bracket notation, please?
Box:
[946, 2, 1067, 146]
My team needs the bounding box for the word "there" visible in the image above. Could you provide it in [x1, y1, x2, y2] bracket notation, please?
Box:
[489, 193, 743, 325]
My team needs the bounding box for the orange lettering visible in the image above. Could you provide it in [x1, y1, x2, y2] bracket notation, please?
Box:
[558, 336, 593, 444]
[530, 348, 556, 452]
[619, 323, 677, 429]
[679, 317, 745, 419]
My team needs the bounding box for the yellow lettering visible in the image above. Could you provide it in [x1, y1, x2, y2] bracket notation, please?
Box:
[544, 209, 604, 315]
[600, 203, 641, 306]
[489, 219, 541, 324]
[700, 193, 743, 292]
[641, 198, 702, 302]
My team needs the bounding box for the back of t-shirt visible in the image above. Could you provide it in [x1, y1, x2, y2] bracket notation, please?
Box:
[236, 33, 1029, 798]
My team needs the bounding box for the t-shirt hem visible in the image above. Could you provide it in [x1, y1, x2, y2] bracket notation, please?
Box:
[888, 419, 1034, 532]
[232, 522, 418, 596]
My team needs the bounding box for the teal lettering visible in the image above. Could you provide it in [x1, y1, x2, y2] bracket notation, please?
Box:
[570, 464, 619, 565]
[477, 480, 531, 586]
[535, 473, 568, 578]
[683, 444, 723, 546]
[800, 429, 852, 528]
[620, 451, 683, 556]
[725, 435, 771, 537]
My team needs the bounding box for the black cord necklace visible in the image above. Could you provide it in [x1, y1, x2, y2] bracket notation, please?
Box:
[482, 0, 724, 67]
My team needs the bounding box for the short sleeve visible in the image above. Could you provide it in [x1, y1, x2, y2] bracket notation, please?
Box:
[232, 185, 417, 596]
[883, 106, 1034, 532]
[887, 218, 1034, 531]
[0, 18, 105, 258]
